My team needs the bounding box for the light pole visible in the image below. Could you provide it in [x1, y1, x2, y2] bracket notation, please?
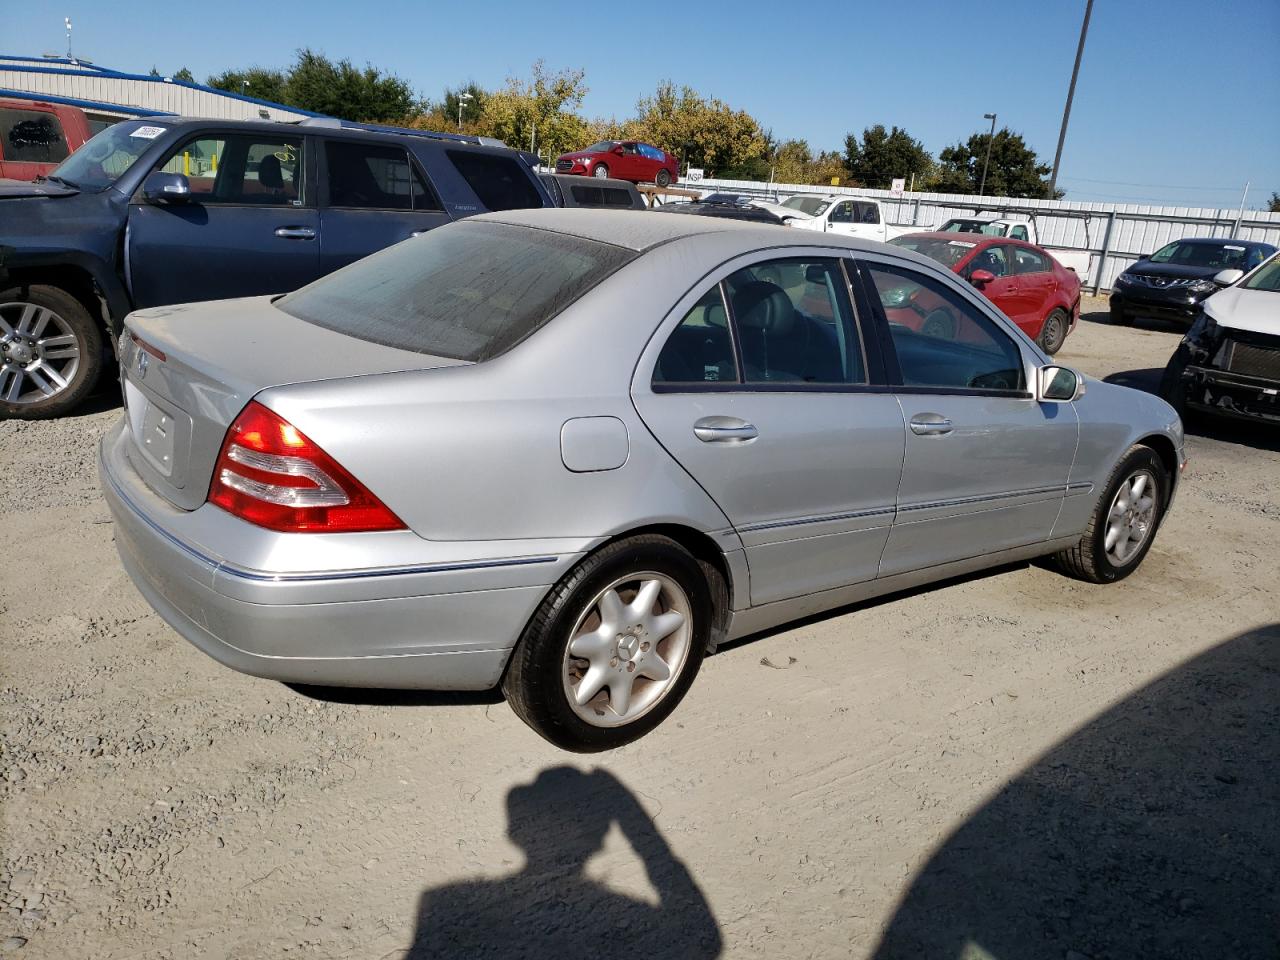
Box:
[1049, 0, 1094, 197]
[457, 92, 473, 132]
[979, 112, 997, 197]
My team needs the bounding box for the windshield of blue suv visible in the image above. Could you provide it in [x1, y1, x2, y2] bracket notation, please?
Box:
[1242, 255, 1280, 292]
[1149, 241, 1252, 270]
[47, 120, 164, 191]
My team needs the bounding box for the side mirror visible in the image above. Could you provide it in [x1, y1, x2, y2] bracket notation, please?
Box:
[968, 269, 996, 287]
[1038, 365, 1085, 403]
[142, 171, 191, 203]
[1213, 268, 1244, 286]
[613, 145, 625, 155]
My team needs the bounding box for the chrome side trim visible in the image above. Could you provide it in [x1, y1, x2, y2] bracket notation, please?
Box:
[1065, 481, 1094, 496]
[103, 448, 558, 584]
[738, 506, 895, 533]
[898, 484, 1067, 513]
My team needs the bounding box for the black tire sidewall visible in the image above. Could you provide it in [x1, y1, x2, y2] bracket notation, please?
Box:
[0, 284, 104, 420]
[656, 169, 672, 187]
[1088, 448, 1168, 583]
[505, 537, 711, 752]
[1038, 309, 1069, 355]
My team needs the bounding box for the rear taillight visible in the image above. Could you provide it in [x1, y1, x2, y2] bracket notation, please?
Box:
[208, 401, 405, 533]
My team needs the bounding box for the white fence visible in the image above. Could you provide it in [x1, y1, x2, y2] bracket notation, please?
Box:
[679, 177, 1280, 293]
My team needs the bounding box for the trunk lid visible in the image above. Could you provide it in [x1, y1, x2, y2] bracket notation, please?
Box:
[120, 295, 465, 510]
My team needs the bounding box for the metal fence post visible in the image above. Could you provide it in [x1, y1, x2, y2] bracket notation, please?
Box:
[1093, 211, 1116, 296]
[912, 196, 921, 226]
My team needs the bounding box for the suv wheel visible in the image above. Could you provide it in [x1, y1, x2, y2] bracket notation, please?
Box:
[0, 285, 103, 420]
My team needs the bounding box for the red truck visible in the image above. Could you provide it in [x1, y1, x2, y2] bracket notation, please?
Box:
[0, 98, 109, 181]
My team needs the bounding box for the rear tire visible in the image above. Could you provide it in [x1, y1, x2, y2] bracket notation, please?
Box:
[0, 284, 103, 420]
[503, 535, 711, 752]
[1051, 445, 1168, 584]
[1037, 308, 1070, 355]
[655, 168, 672, 187]
[592, 163, 609, 179]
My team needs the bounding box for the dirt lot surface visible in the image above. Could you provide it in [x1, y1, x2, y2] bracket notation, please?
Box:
[2, 297, 1277, 959]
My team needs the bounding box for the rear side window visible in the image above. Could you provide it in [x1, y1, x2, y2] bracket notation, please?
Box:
[445, 150, 542, 211]
[0, 108, 69, 163]
[1012, 247, 1049, 274]
[277, 221, 634, 361]
[325, 140, 441, 211]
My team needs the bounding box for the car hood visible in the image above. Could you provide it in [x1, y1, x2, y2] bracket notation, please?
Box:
[1125, 260, 1221, 281]
[0, 177, 79, 199]
[557, 151, 598, 162]
[1203, 285, 1280, 336]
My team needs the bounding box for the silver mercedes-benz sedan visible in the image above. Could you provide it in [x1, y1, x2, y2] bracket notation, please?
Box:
[100, 209, 1185, 751]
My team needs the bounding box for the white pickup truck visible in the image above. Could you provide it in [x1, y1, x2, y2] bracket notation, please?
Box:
[778, 194, 918, 242]
[936, 217, 1090, 275]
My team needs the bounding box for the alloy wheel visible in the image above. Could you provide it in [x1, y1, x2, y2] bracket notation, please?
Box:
[0, 302, 82, 405]
[1104, 470, 1158, 566]
[561, 572, 693, 728]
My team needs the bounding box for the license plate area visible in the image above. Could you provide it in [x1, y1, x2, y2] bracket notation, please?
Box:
[124, 375, 189, 485]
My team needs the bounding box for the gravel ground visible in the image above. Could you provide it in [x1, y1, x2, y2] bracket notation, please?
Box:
[1, 297, 1277, 959]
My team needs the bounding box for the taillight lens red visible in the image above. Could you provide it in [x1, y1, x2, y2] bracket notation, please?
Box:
[208, 401, 405, 533]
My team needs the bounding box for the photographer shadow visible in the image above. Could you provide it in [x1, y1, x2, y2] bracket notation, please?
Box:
[406, 766, 722, 960]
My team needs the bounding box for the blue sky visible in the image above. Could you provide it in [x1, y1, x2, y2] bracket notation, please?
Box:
[9, 0, 1279, 208]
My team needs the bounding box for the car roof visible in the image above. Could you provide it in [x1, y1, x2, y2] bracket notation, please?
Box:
[1170, 237, 1274, 250]
[117, 115, 509, 153]
[474, 208, 923, 258]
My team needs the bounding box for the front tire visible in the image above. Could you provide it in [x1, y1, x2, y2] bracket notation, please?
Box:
[503, 535, 711, 752]
[592, 163, 609, 179]
[0, 284, 103, 420]
[1037, 307, 1070, 355]
[1052, 446, 1168, 584]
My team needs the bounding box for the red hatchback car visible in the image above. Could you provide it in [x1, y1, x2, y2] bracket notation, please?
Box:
[889, 232, 1080, 354]
[556, 140, 678, 186]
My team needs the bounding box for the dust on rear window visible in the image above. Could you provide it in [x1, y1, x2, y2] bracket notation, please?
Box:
[276, 221, 635, 362]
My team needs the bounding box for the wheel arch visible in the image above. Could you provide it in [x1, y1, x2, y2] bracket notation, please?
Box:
[1135, 432, 1179, 487]
[1, 262, 122, 347]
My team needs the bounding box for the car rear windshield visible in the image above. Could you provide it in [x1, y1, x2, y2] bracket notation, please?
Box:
[276, 221, 635, 361]
[889, 236, 977, 268]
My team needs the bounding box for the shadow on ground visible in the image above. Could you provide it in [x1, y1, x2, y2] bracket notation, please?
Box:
[1105, 368, 1280, 453]
[404, 766, 722, 959]
[873, 623, 1280, 960]
[284, 683, 504, 707]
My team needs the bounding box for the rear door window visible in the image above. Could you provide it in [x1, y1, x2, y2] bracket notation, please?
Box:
[445, 150, 542, 211]
[325, 140, 441, 211]
[277, 221, 633, 361]
[1012, 247, 1049, 274]
[0, 108, 69, 163]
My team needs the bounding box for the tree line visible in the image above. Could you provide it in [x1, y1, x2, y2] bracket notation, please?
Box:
[165, 50, 1061, 198]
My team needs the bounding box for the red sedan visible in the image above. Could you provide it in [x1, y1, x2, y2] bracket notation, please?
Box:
[556, 140, 678, 186]
[889, 232, 1080, 354]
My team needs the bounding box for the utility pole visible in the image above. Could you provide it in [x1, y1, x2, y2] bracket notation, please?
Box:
[1049, 0, 1094, 197]
[64, 17, 72, 60]
[1232, 181, 1251, 238]
[979, 113, 997, 196]
[457, 92, 473, 132]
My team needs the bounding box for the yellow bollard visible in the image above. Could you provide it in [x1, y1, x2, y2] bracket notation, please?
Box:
[183, 152, 190, 176]
[211, 154, 217, 173]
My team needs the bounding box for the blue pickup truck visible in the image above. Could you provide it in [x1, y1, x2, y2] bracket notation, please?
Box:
[0, 116, 555, 418]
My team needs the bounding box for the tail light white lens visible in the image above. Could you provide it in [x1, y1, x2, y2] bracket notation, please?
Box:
[208, 401, 405, 533]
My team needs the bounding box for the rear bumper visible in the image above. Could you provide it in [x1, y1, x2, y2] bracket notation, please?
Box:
[1179, 365, 1280, 424]
[98, 419, 581, 689]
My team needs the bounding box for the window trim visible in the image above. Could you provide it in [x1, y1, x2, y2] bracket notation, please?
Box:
[646, 250, 885, 394]
[849, 253, 1038, 400]
[319, 137, 443, 213]
[139, 131, 309, 208]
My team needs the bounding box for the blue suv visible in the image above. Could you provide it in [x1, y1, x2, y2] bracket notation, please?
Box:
[0, 116, 553, 418]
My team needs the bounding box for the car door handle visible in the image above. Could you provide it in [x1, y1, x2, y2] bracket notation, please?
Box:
[693, 416, 759, 443]
[274, 226, 316, 240]
[909, 414, 953, 436]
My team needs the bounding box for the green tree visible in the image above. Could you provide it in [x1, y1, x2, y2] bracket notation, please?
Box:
[1268, 192, 1280, 213]
[629, 81, 767, 177]
[207, 67, 288, 104]
[843, 124, 932, 188]
[934, 128, 1060, 198]
[285, 48, 417, 122]
[479, 61, 588, 158]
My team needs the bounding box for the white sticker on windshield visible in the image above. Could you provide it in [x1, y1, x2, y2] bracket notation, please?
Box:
[1224, 245, 1245, 251]
[129, 125, 167, 139]
[948, 240, 977, 248]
